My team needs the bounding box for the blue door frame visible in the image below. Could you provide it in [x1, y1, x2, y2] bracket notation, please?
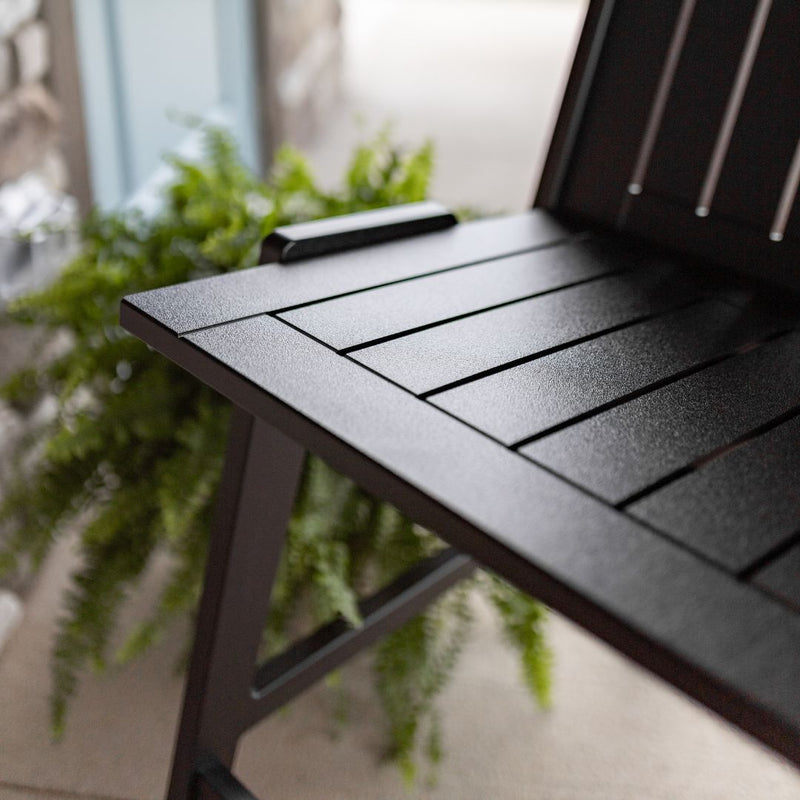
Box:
[73, 0, 261, 210]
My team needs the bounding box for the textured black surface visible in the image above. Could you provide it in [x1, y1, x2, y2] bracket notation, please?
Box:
[121, 303, 800, 766]
[352, 263, 705, 395]
[642, 0, 758, 207]
[754, 546, 800, 613]
[554, 0, 685, 224]
[629, 414, 800, 573]
[522, 332, 800, 504]
[710, 2, 800, 231]
[124, 211, 574, 335]
[279, 239, 622, 350]
[431, 299, 781, 444]
[260, 201, 457, 263]
[550, 0, 800, 289]
[117, 0, 800, 777]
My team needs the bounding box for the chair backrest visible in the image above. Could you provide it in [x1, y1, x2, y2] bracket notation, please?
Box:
[537, 0, 800, 290]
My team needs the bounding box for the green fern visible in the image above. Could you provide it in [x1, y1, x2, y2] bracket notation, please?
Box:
[0, 126, 550, 778]
[485, 574, 553, 707]
[375, 582, 474, 786]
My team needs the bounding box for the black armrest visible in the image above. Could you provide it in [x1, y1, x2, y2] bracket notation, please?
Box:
[259, 201, 458, 264]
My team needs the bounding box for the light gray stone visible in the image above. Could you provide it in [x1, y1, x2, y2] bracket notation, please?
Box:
[264, 0, 343, 145]
[0, 41, 13, 95]
[0, 321, 33, 379]
[0, 84, 59, 183]
[271, 0, 340, 67]
[0, 0, 39, 38]
[38, 145, 69, 192]
[0, 591, 22, 655]
[13, 19, 48, 85]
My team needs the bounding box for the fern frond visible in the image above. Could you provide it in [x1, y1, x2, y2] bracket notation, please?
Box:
[0, 125, 551, 782]
[485, 574, 552, 708]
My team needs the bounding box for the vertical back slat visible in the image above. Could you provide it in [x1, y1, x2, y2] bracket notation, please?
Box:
[550, 0, 685, 223]
[540, 0, 800, 289]
[694, 0, 773, 217]
[627, 0, 699, 197]
[711, 0, 800, 234]
[638, 0, 759, 208]
[770, 138, 800, 242]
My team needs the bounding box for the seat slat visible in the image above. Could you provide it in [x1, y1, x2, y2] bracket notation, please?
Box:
[628, 414, 800, 573]
[754, 546, 800, 612]
[124, 211, 574, 335]
[123, 304, 800, 764]
[278, 239, 625, 351]
[430, 299, 787, 446]
[352, 263, 706, 396]
[521, 332, 800, 505]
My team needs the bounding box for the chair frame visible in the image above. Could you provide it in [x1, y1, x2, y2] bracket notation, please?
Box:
[121, 2, 800, 797]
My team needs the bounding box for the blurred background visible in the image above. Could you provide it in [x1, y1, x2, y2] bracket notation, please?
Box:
[1, 0, 578, 300]
[2, 1, 800, 798]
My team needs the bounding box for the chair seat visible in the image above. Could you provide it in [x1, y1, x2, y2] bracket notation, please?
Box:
[121, 208, 800, 766]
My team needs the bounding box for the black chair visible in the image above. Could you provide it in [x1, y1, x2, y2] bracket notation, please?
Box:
[122, 1, 800, 797]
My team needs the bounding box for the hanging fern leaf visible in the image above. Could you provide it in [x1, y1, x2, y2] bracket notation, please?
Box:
[485, 574, 553, 707]
[0, 126, 551, 780]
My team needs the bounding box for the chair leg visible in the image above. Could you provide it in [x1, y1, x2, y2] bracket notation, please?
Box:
[165, 407, 305, 800]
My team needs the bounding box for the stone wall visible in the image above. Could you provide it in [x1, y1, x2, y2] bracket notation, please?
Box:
[259, 0, 343, 149]
[0, 0, 66, 192]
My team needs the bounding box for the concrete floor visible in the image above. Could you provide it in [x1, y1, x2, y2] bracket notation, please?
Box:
[2, 1, 800, 798]
[1, 534, 799, 800]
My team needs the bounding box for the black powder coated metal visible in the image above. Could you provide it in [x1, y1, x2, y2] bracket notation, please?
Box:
[157, 405, 478, 800]
[119, 0, 800, 796]
[522, 331, 800, 505]
[543, 0, 800, 289]
[429, 298, 791, 445]
[246, 548, 474, 728]
[640, 0, 759, 208]
[197, 754, 261, 800]
[755, 546, 800, 612]
[278, 237, 627, 350]
[165, 409, 305, 800]
[259, 201, 458, 263]
[350, 260, 707, 395]
[130, 212, 574, 336]
[121, 211, 800, 789]
[629, 413, 800, 573]
[710, 1, 800, 228]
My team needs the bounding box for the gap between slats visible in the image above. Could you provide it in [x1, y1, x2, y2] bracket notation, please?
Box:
[508, 326, 794, 449]
[272, 235, 588, 319]
[694, 0, 773, 218]
[274, 307, 800, 595]
[419, 295, 714, 400]
[518, 403, 800, 588]
[739, 528, 800, 581]
[175, 233, 585, 339]
[616, 402, 800, 509]
[340, 266, 635, 357]
[623, 0, 800, 244]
